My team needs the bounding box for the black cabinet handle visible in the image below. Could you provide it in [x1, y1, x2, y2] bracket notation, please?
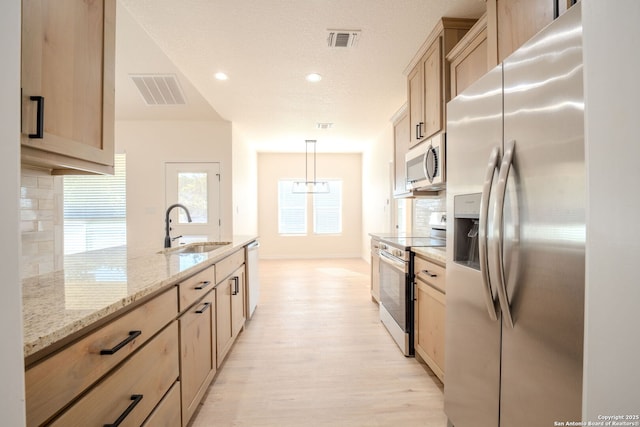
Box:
[103, 394, 143, 427]
[195, 280, 212, 290]
[100, 330, 141, 355]
[231, 276, 239, 295]
[553, 0, 559, 19]
[196, 302, 211, 314]
[421, 269, 437, 278]
[29, 96, 44, 139]
[415, 124, 420, 140]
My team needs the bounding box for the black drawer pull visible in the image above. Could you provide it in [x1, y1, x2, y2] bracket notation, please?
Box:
[196, 302, 212, 314]
[195, 280, 212, 290]
[29, 96, 44, 139]
[231, 276, 239, 295]
[100, 330, 142, 355]
[103, 394, 143, 427]
[421, 269, 437, 278]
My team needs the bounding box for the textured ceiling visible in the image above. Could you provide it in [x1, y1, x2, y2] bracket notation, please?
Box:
[115, 0, 486, 153]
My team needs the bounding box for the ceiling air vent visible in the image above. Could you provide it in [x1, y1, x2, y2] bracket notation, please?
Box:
[130, 74, 186, 105]
[327, 29, 360, 48]
[316, 122, 334, 130]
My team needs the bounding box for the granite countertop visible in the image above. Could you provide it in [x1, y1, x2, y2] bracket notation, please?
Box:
[22, 235, 257, 359]
[412, 246, 446, 265]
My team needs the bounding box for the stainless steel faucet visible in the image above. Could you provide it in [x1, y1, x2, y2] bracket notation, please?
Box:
[164, 203, 192, 248]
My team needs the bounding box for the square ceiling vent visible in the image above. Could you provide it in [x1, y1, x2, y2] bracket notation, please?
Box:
[130, 74, 186, 105]
[327, 29, 360, 48]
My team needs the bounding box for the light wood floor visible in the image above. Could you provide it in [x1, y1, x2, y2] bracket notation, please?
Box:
[190, 258, 446, 427]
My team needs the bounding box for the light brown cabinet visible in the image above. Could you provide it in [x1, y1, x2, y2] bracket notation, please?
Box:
[370, 238, 381, 303]
[49, 322, 179, 427]
[25, 288, 178, 426]
[487, 0, 576, 64]
[414, 255, 446, 382]
[179, 288, 216, 426]
[177, 263, 217, 426]
[392, 105, 409, 195]
[448, 13, 489, 98]
[20, 0, 116, 174]
[406, 18, 476, 148]
[216, 250, 246, 367]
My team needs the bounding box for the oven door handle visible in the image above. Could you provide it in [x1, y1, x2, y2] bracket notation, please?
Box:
[379, 251, 408, 274]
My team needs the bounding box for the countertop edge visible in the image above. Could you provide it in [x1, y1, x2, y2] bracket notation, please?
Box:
[23, 236, 258, 360]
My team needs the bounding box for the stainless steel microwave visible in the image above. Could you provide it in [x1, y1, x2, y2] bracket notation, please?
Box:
[405, 132, 446, 191]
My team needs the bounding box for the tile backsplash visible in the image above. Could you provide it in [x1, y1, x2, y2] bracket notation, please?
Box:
[413, 192, 446, 236]
[20, 168, 63, 278]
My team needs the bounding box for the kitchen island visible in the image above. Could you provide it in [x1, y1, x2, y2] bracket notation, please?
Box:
[22, 235, 257, 427]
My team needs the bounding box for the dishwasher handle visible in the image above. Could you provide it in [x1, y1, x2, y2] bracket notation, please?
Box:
[247, 240, 260, 250]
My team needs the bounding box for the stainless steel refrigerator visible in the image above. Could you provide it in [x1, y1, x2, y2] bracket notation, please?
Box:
[444, 4, 585, 427]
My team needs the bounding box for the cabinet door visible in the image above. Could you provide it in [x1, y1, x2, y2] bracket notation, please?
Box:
[496, 0, 555, 63]
[407, 64, 424, 148]
[415, 280, 446, 382]
[50, 323, 179, 427]
[21, 0, 115, 174]
[422, 38, 443, 139]
[180, 292, 216, 425]
[231, 266, 246, 339]
[216, 280, 233, 367]
[393, 109, 410, 195]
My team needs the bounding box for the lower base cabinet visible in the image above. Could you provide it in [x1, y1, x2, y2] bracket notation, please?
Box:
[142, 381, 182, 427]
[217, 264, 246, 367]
[414, 255, 446, 382]
[50, 322, 179, 426]
[179, 290, 216, 426]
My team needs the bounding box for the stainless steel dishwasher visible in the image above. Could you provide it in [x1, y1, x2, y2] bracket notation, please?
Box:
[245, 240, 260, 319]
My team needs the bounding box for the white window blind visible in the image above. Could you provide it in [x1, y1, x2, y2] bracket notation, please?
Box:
[313, 180, 342, 234]
[278, 179, 343, 236]
[278, 180, 306, 234]
[63, 154, 127, 254]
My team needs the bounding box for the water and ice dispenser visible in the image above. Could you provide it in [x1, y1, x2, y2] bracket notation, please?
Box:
[453, 193, 482, 270]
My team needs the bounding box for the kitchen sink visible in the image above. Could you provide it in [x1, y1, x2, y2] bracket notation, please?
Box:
[161, 241, 232, 254]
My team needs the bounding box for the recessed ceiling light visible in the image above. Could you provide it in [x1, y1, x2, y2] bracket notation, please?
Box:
[306, 73, 322, 82]
[214, 72, 228, 81]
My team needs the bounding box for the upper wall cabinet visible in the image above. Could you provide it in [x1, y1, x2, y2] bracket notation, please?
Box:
[448, 13, 489, 99]
[21, 0, 116, 175]
[487, 0, 576, 65]
[406, 18, 476, 148]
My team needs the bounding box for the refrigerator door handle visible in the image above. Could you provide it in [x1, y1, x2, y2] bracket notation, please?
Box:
[492, 139, 516, 329]
[479, 146, 501, 321]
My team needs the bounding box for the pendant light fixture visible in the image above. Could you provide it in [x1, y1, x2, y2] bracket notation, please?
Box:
[292, 140, 330, 193]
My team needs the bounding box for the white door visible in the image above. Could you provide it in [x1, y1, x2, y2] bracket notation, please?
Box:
[165, 162, 221, 244]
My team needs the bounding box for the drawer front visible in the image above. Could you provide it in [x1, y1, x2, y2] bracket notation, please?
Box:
[26, 288, 178, 427]
[415, 256, 446, 293]
[178, 264, 215, 312]
[50, 322, 179, 427]
[142, 380, 181, 427]
[215, 249, 245, 283]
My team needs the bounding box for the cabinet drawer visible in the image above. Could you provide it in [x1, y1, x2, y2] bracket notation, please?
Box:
[25, 288, 178, 427]
[415, 256, 446, 293]
[50, 322, 179, 427]
[178, 264, 216, 312]
[142, 380, 181, 427]
[215, 249, 245, 283]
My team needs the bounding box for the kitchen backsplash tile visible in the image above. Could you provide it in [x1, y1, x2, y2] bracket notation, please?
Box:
[20, 168, 63, 279]
[413, 192, 446, 236]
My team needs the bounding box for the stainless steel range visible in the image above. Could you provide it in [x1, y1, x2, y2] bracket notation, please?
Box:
[378, 230, 445, 356]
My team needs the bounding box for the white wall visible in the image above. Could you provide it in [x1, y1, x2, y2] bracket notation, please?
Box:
[0, 0, 27, 424]
[258, 152, 362, 258]
[582, 0, 640, 418]
[361, 126, 394, 260]
[116, 120, 233, 257]
[231, 127, 258, 236]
